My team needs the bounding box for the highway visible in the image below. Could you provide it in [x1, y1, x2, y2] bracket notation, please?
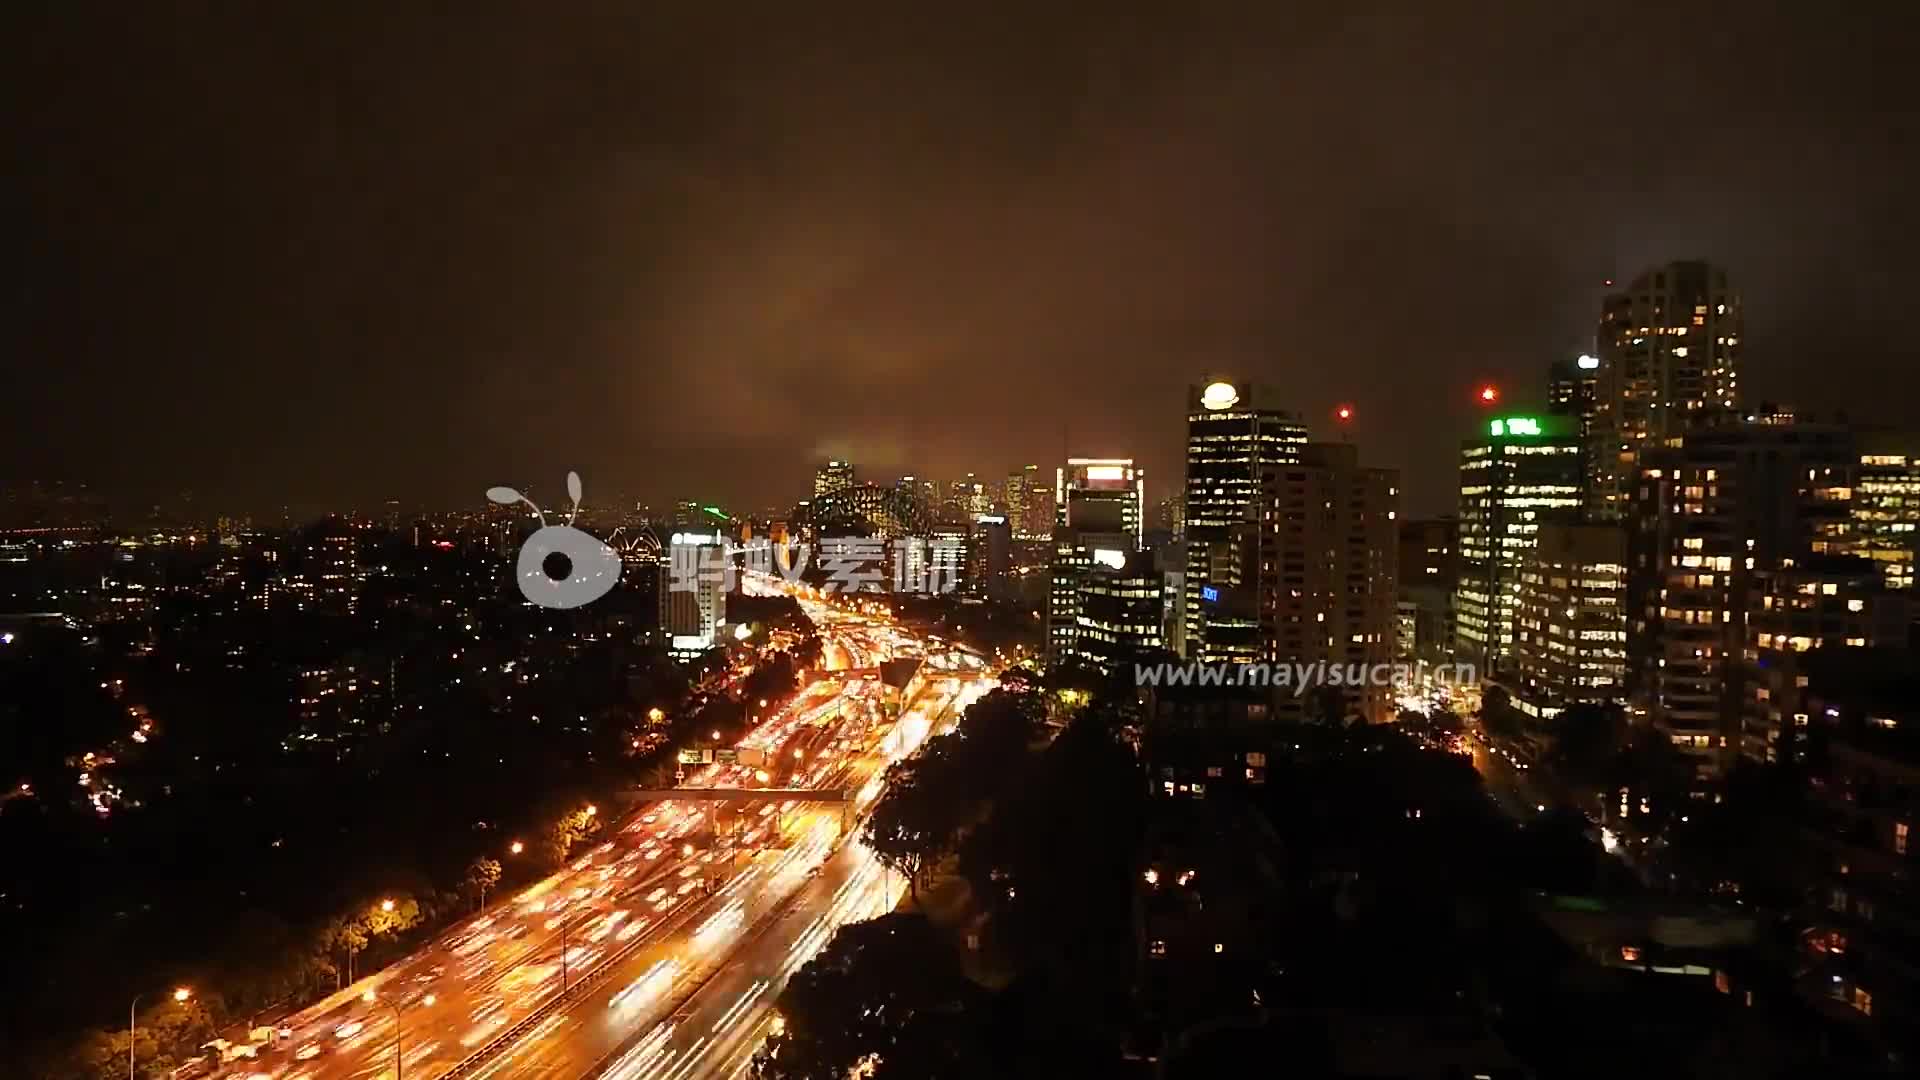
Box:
[217, 589, 991, 1080]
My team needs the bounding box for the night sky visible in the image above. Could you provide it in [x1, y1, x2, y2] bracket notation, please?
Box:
[3, 5, 1913, 517]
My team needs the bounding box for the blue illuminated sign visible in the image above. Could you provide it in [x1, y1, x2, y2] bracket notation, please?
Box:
[1201, 586, 1219, 603]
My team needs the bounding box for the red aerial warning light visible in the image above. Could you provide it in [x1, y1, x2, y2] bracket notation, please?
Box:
[1335, 404, 1354, 422]
[1478, 385, 1499, 405]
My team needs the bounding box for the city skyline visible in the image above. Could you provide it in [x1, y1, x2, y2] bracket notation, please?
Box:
[6, 7, 1919, 1077]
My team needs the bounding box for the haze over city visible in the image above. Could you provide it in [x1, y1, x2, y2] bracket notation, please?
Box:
[4, 5, 1914, 515]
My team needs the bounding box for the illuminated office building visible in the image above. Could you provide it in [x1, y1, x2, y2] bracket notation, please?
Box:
[1056, 458, 1145, 547]
[1183, 379, 1308, 662]
[1454, 414, 1583, 675]
[1840, 431, 1920, 592]
[813, 460, 855, 498]
[664, 529, 728, 659]
[1511, 524, 1627, 720]
[1589, 261, 1742, 520]
[1071, 550, 1168, 671]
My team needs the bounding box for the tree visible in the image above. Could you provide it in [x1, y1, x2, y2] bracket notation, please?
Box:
[752, 914, 980, 1080]
[463, 856, 503, 911]
[1606, 727, 1695, 833]
[1545, 703, 1625, 793]
[864, 757, 963, 905]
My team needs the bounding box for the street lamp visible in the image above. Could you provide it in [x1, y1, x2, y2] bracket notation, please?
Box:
[129, 988, 191, 1080]
[363, 990, 434, 1079]
[509, 840, 525, 855]
[380, 898, 396, 913]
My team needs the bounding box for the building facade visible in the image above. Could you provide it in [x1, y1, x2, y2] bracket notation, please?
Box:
[1257, 442, 1400, 725]
[1072, 550, 1168, 670]
[1842, 431, 1920, 593]
[813, 460, 855, 498]
[1183, 379, 1308, 662]
[1629, 422, 1854, 777]
[1511, 523, 1628, 720]
[1589, 261, 1742, 520]
[1454, 414, 1583, 677]
[1743, 555, 1911, 766]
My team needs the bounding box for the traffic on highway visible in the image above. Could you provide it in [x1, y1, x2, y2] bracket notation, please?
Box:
[212, 584, 994, 1080]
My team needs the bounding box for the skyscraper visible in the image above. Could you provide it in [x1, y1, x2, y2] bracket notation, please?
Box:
[1258, 442, 1399, 724]
[1455, 414, 1583, 676]
[664, 528, 729, 660]
[1004, 469, 1028, 538]
[1003, 464, 1053, 542]
[1183, 379, 1308, 662]
[814, 460, 855, 498]
[1047, 458, 1148, 667]
[1055, 458, 1145, 546]
[1549, 352, 1602, 502]
[1589, 260, 1742, 520]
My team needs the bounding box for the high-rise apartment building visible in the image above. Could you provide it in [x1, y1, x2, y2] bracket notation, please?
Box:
[1511, 524, 1628, 720]
[1257, 442, 1399, 725]
[1589, 261, 1742, 520]
[1184, 380, 1309, 662]
[1455, 415, 1583, 676]
[1629, 422, 1854, 778]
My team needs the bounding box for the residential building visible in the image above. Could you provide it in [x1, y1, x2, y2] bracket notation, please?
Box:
[1629, 421, 1854, 778]
[1792, 651, 1920, 1053]
[1398, 516, 1459, 665]
[1743, 555, 1911, 765]
[1589, 260, 1742, 520]
[1257, 442, 1399, 725]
